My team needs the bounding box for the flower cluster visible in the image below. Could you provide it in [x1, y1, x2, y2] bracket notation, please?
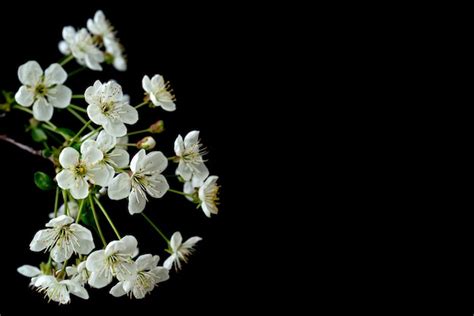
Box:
[0, 10, 222, 304]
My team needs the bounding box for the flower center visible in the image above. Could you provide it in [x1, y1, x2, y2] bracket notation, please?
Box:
[74, 162, 88, 176]
[206, 184, 221, 207]
[155, 82, 175, 101]
[100, 101, 114, 114]
[183, 143, 207, 164]
[35, 83, 48, 96]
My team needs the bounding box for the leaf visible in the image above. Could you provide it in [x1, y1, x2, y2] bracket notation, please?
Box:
[34, 171, 55, 191]
[31, 128, 48, 142]
[57, 127, 76, 138]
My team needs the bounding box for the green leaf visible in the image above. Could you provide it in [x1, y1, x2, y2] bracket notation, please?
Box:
[80, 206, 94, 226]
[42, 148, 53, 157]
[34, 171, 55, 191]
[31, 128, 48, 142]
[57, 127, 76, 138]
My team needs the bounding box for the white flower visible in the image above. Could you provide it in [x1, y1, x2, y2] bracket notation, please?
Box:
[30, 215, 95, 263]
[116, 135, 129, 149]
[110, 254, 169, 299]
[105, 38, 127, 71]
[86, 235, 138, 289]
[86, 80, 138, 137]
[61, 27, 104, 71]
[49, 201, 79, 219]
[81, 130, 130, 184]
[108, 149, 169, 214]
[14, 61, 71, 122]
[163, 232, 202, 271]
[174, 130, 209, 182]
[34, 275, 88, 304]
[199, 176, 220, 217]
[56, 146, 110, 199]
[66, 261, 89, 286]
[87, 10, 114, 40]
[142, 75, 176, 111]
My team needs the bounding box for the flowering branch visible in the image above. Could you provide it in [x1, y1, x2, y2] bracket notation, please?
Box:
[0, 134, 46, 159]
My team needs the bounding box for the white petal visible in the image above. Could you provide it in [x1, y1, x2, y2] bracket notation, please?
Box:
[145, 174, 169, 198]
[96, 130, 116, 152]
[59, 147, 80, 168]
[159, 100, 176, 112]
[174, 135, 184, 156]
[47, 85, 72, 109]
[32, 98, 54, 121]
[104, 120, 126, 137]
[139, 151, 168, 174]
[135, 254, 157, 271]
[110, 282, 127, 297]
[44, 63, 67, 86]
[88, 164, 113, 187]
[182, 236, 202, 248]
[56, 170, 75, 190]
[113, 56, 127, 71]
[62, 26, 76, 42]
[169, 232, 183, 252]
[85, 80, 101, 103]
[17, 265, 41, 277]
[163, 255, 176, 270]
[15, 86, 34, 107]
[108, 173, 131, 200]
[184, 130, 200, 148]
[59, 41, 70, 55]
[80, 139, 98, 154]
[87, 104, 108, 125]
[130, 149, 146, 173]
[82, 146, 103, 165]
[119, 235, 138, 256]
[84, 54, 103, 71]
[119, 105, 138, 125]
[46, 215, 74, 228]
[142, 75, 152, 93]
[86, 250, 105, 271]
[18, 60, 42, 86]
[88, 271, 112, 289]
[176, 161, 192, 181]
[51, 242, 74, 262]
[108, 148, 129, 168]
[70, 178, 89, 199]
[151, 75, 165, 88]
[63, 280, 89, 299]
[151, 267, 170, 283]
[128, 189, 147, 214]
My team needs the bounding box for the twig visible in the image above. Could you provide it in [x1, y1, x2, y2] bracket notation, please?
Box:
[0, 134, 52, 163]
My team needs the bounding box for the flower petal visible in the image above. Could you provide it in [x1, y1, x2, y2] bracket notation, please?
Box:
[48, 85, 72, 109]
[88, 271, 112, 289]
[87, 164, 113, 187]
[29, 229, 52, 252]
[70, 178, 89, 199]
[145, 174, 169, 199]
[59, 147, 80, 168]
[130, 149, 146, 173]
[142, 75, 152, 93]
[108, 173, 131, 200]
[32, 98, 54, 121]
[108, 148, 129, 168]
[174, 135, 184, 156]
[56, 170, 75, 190]
[86, 250, 105, 271]
[104, 120, 126, 137]
[18, 60, 42, 86]
[110, 282, 127, 297]
[182, 236, 202, 248]
[169, 232, 183, 252]
[51, 242, 74, 262]
[139, 151, 168, 174]
[184, 130, 200, 148]
[163, 255, 176, 270]
[96, 130, 116, 152]
[87, 104, 108, 125]
[82, 146, 103, 165]
[159, 100, 176, 112]
[44, 63, 67, 86]
[15, 86, 34, 107]
[176, 161, 192, 181]
[17, 265, 41, 277]
[128, 189, 147, 214]
[119, 105, 138, 125]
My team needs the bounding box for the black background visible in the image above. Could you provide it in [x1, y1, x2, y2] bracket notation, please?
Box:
[0, 3, 270, 314]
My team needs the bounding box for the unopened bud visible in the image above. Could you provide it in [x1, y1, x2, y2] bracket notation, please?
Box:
[137, 136, 156, 150]
[149, 120, 164, 134]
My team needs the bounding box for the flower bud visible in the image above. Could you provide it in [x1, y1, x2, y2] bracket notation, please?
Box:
[149, 120, 164, 134]
[137, 136, 156, 150]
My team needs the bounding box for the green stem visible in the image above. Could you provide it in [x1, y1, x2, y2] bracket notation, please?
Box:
[141, 213, 169, 243]
[94, 197, 121, 239]
[89, 195, 107, 247]
[168, 188, 192, 197]
[76, 199, 85, 223]
[42, 124, 69, 140]
[60, 54, 74, 66]
[68, 67, 86, 78]
[81, 127, 102, 142]
[67, 108, 94, 131]
[53, 187, 60, 218]
[71, 95, 85, 99]
[70, 120, 92, 143]
[13, 104, 33, 115]
[68, 104, 87, 113]
[62, 190, 69, 216]
[134, 101, 148, 109]
[127, 129, 150, 136]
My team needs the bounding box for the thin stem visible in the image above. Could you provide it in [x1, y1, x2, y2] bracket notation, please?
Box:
[42, 124, 69, 140]
[13, 104, 33, 115]
[67, 108, 94, 131]
[134, 101, 149, 109]
[62, 190, 69, 216]
[68, 104, 87, 113]
[60, 54, 74, 66]
[124, 143, 137, 147]
[68, 67, 86, 78]
[127, 129, 150, 136]
[76, 199, 85, 223]
[70, 120, 92, 143]
[94, 197, 121, 239]
[168, 188, 193, 197]
[89, 195, 107, 247]
[71, 95, 85, 99]
[0, 134, 44, 157]
[141, 213, 169, 243]
[81, 127, 102, 142]
[53, 187, 60, 218]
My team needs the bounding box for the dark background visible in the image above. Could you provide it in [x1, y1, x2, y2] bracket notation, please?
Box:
[0, 3, 272, 314]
